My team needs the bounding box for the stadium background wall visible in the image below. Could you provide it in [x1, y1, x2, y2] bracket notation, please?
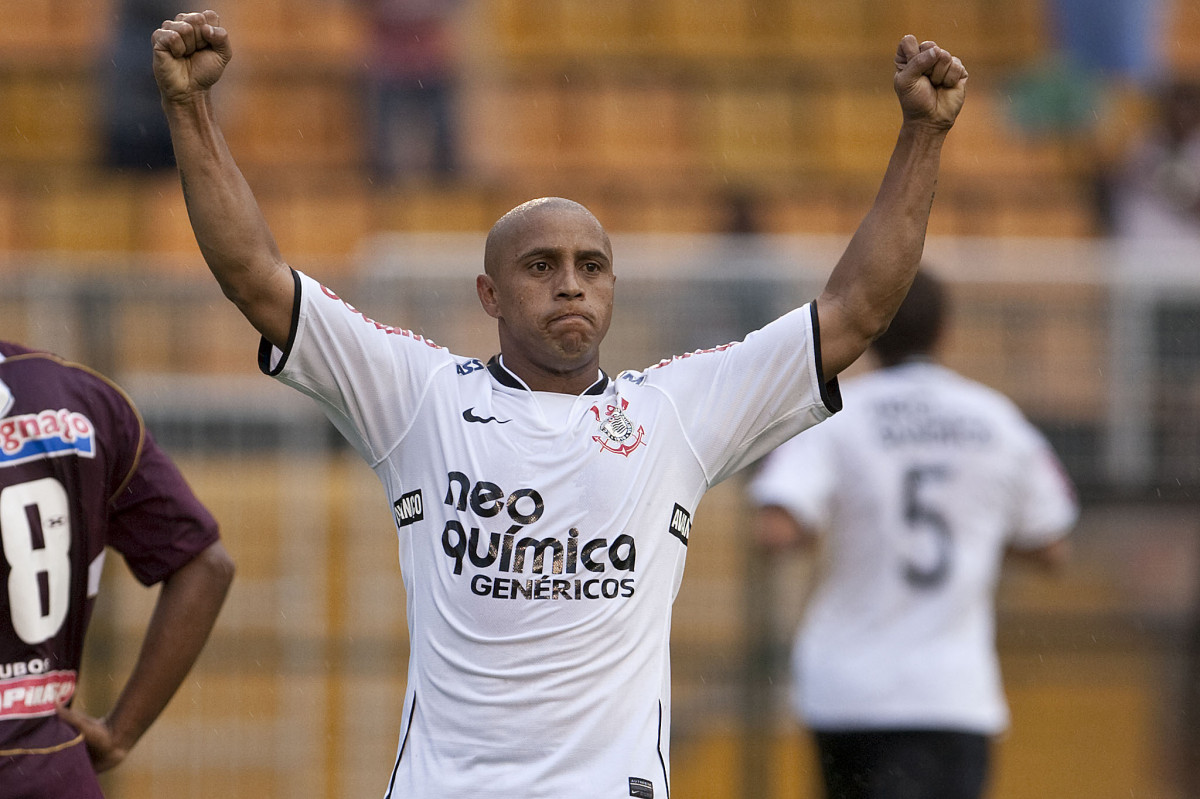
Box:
[2, 0, 1200, 795]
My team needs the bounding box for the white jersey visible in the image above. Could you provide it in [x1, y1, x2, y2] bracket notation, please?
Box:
[749, 361, 1077, 734]
[261, 270, 840, 798]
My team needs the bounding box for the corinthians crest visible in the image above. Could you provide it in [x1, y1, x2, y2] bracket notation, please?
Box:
[591, 398, 646, 456]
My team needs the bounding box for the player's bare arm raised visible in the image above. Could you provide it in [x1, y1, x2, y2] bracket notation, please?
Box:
[152, 11, 294, 348]
[816, 36, 968, 376]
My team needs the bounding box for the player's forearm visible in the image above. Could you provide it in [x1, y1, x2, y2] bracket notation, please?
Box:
[104, 542, 234, 759]
[819, 122, 947, 373]
[163, 92, 293, 343]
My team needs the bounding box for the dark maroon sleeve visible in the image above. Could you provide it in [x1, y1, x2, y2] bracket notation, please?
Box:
[106, 429, 220, 587]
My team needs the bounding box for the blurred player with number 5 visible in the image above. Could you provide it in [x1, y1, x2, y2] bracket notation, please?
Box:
[750, 270, 1078, 799]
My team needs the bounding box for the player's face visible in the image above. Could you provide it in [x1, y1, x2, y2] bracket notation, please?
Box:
[478, 203, 615, 386]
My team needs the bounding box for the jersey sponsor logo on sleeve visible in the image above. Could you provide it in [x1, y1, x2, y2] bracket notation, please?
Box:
[393, 489, 425, 527]
[0, 664, 76, 720]
[455, 358, 486, 376]
[0, 409, 95, 468]
[591, 398, 646, 457]
[619, 371, 647, 386]
[667, 504, 691, 547]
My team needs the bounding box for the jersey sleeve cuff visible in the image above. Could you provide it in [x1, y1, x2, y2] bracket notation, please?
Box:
[258, 269, 303, 377]
[809, 302, 843, 414]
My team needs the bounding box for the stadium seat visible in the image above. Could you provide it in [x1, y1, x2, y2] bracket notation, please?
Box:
[0, 73, 97, 166]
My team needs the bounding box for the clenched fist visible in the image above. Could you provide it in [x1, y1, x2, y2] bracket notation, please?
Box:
[152, 10, 232, 103]
[893, 35, 968, 131]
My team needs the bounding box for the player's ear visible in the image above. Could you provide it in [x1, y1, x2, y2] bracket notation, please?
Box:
[477, 273, 501, 319]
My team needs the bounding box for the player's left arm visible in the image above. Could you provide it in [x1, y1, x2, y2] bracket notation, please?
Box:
[1004, 427, 1078, 576]
[57, 540, 234, 772]
[816, 36, 968, 376]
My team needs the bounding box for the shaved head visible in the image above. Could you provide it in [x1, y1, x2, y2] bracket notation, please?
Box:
[475, 196, 617, 393]
[484, 198, 611, 277]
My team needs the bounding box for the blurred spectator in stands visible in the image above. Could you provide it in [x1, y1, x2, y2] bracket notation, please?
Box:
[1009, 0, 1169, 234]
[1013, 0, 1166, 128]
[1047, 0, 1167, 87]
[102, 0, 179, 171]
[361, 0, 464, 185]
[1103, 78, 1200, 239]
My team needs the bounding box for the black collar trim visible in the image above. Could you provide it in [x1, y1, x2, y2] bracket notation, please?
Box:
[486, 355, 609, 395]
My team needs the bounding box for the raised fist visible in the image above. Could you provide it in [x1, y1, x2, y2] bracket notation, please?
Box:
[152, 10, 232, 103]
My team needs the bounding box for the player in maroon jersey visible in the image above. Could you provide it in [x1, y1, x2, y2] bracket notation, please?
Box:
[0, 341, 234, 798]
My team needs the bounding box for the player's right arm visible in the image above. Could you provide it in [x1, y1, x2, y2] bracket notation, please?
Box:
[153, 10, 294, 349]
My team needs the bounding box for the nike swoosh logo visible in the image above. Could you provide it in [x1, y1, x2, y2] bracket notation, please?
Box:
[462, 408, 510, 425]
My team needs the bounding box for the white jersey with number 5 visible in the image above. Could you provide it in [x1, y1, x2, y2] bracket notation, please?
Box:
[750, 361, 1077, 734]
[260, 271, 841, 798]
